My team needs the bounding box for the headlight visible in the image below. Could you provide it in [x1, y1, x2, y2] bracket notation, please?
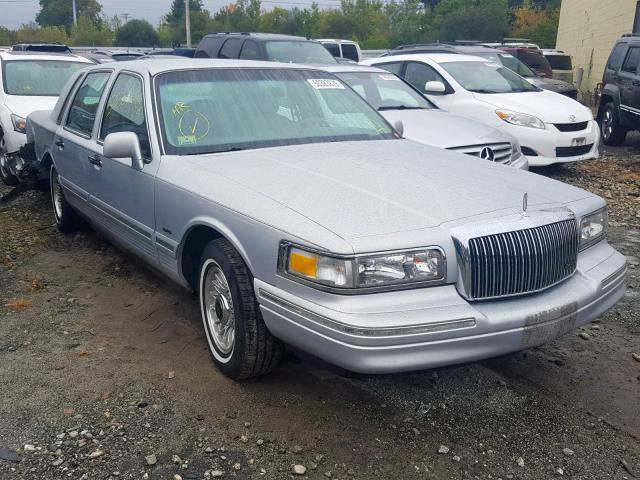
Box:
[280, 243, 446, 291]
[11, 114, 27, 134]
[496, 110, 545, 129]
[579, 208, 607, 250]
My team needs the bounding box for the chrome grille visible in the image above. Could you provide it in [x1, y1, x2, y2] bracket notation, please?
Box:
[464, 219, 578, 300]
[447, 142, 512, 164]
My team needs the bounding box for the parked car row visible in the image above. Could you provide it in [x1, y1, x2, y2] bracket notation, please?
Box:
[0, 37, 625, 381]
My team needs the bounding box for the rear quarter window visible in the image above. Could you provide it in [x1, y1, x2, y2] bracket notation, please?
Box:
[195, 36, 224, 58]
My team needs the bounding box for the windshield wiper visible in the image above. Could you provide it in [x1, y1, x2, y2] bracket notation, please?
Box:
[377, 105, 425, 111]
[210, 147, 248, 154]
[468, 89, 502, 94]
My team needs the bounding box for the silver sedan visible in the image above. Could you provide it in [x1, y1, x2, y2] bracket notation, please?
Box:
[27, 60, 626, 380]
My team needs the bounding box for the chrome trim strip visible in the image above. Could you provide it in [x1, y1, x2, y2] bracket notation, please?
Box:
[601, 264, 627, 290]
[258, 289, 476, 337]
[155, 236, 175, 253]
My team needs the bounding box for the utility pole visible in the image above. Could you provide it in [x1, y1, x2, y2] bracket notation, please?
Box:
[72, 0, 77, 24]
[185, 0, 192, 48]
[120, 13, 130, 23]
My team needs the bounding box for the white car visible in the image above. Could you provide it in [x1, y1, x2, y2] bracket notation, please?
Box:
[321, 64, 527, 168]
[362, 53, 599, 167]
[0, 51, 91, 185]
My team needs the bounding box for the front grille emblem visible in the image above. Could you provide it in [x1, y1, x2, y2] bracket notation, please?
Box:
[522, 192, 528, 216]
[480, 147, 495, 161]
[569, 114, 576, 122]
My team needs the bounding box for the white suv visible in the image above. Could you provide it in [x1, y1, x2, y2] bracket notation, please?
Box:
[0, 51, 91, 185]
[363, 53, 599, 167]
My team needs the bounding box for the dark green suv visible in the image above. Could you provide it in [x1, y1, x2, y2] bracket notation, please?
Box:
[599, 34, 640, 145]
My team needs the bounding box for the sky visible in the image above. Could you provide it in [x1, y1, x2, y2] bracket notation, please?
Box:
[0, 0, 327, 30]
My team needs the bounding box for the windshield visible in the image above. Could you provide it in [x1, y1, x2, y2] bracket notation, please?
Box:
[545, 54, 572, 70]
[441, 61, 539, 93]
[475, 52, 536, 77]
[335, 71, 435, 110]
[264, 41, 337, 64]
[2, 60, 87, 96]
[155, 68, 395, 155]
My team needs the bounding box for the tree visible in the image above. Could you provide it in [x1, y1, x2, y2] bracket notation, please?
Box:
[165, 0, 204, 26]
[510, 0, 559, 48]
[36, 0, 103, 29]
[70, 15, 113, 45]
[115, 19, 159, 47]
[431, 0, 510, 42]
[15, 22, 69, 43]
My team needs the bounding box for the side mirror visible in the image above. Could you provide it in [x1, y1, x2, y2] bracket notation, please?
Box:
[393, 120, 404, 137]
[424, 81, 446, 94]
[103, 132, 144, 171]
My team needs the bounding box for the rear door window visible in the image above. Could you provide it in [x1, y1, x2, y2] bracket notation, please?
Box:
[404, 62, 448, 93]
[65, 71, 111, 136]
[219, 39, 244, 59]
[341, 44, 359, 61]
[323, 43, 340, 57]
[621, 47, 640, 74]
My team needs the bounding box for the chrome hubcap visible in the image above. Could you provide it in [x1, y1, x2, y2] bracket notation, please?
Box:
[603, 110, 613, 138]
[52, 171, 64, 220]
[203, 262, 235, 355]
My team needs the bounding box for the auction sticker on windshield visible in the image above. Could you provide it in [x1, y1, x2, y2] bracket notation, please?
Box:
[307, 79, 345, 89]
[379, 74, 400, 81]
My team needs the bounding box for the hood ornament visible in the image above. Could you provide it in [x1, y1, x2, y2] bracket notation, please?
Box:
[522, 192, 528, 216]
[569, 114, 576, 122]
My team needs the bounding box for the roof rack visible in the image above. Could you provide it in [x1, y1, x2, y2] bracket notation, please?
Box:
[621, 33, 640, 37]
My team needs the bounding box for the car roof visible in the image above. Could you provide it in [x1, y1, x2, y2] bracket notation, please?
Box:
[201, 32, 310, 42]
[317, 64, 386, 74]
[315, 39, 358, 44]
[0, 50, 93, 63]
[373, 52, 486, 64]
[83, 58, 324, 76]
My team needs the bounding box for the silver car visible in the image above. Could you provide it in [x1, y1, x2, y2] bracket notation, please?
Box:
[27, 60, 626, 380]
[321, 64, 527, 169]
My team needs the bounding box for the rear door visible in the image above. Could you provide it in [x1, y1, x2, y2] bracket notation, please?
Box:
[618, 45, 640, 125]
[86, 71, 159, 264]
[55, 70, 111, 215]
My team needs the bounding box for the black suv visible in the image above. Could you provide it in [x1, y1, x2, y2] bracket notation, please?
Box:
[599, 34, 640, 145]
[194, 32, 336, 64]
[385, 43, 578, 99]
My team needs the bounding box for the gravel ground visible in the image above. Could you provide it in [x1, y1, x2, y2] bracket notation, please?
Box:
[0, 145, 638, 480]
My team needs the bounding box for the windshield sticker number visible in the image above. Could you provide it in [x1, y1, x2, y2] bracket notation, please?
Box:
[177, 135, 197, 145]
[378, 74, 400, 81]
[307, 79, 345, 90]
[172, 101, 190, 117]
[485, 62, 501, 68]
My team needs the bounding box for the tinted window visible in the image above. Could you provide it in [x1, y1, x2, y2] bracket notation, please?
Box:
[66, 72, 110, 136]
[622, 47, 640, 74]
[545, 54, 572, 70]
[324, 43, 340, 57]
[2, 60, 87, 96]
[219, 39, 244, 59]
[515, 50, 552, 71]
[239, 40, 261, 60]
[195, 36, 224, 58]
[100, 74, 150, 158]
[375, 62, 403, 75]
[341, 44, 359, 61]
[404, 62, 448, 93]
[264, 41, 337, 64]
[608, 43, 627, 70]
[155, 68, 394, 156]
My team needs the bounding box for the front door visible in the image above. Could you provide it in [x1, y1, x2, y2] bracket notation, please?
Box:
[86, 72, 158, 265]
[618, 45, 640, 125]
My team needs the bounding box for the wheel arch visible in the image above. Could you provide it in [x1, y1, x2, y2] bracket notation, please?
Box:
[177, 220, 255, 290]
[597, 85, 620, 120]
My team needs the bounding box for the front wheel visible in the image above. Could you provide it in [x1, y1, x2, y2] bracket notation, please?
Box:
[600, 102, 627, 146]
[199, 238, 283, 380]
[50, 164, 82, 233]
[0, 136, 19, 186]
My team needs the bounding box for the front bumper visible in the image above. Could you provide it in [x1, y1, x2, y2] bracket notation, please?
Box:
[0, 132, 38, 180]
[498, 119, 600, 167]
[256, 241, 626, 374]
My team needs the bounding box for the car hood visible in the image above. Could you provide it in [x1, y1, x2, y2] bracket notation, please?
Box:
[471, 90, 592, 123]
[4, 95, 58, 119]
[527, 76, 576, 92]
[379, 109, 509, 149]
[188, 140, 591, 241]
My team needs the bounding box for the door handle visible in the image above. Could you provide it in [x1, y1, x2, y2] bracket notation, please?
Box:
[88, 154, 102, 167]
[55, 139, 64, 148]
